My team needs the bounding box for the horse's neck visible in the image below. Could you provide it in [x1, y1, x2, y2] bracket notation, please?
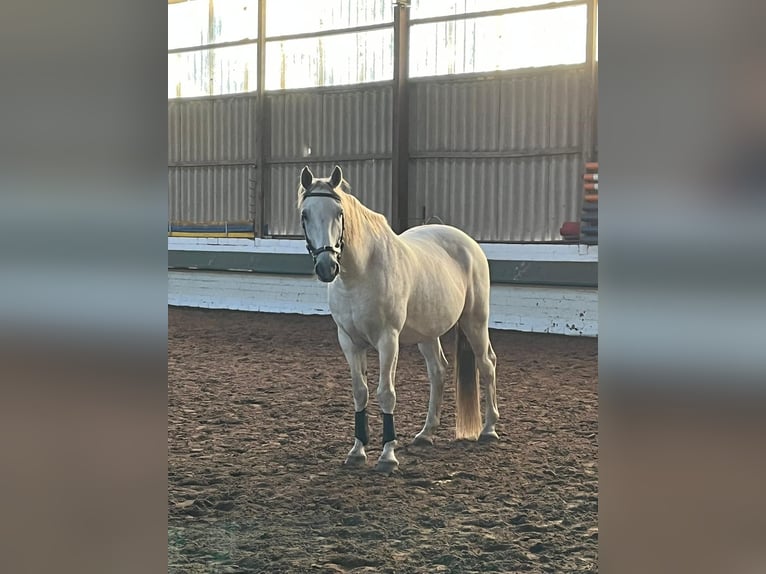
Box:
[340, 209, 398, 280]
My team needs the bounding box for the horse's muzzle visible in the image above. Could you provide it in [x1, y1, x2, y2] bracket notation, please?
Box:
[314, 253, 339, 283]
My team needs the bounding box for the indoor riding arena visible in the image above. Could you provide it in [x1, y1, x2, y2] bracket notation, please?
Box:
[168, 1, 599, 572]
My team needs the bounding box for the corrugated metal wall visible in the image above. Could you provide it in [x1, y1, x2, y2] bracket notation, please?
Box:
[168, 95, 257, 222]
[265, 84, 393, 236]
[168, 165, 252, 222]
[168, 65, 589, 241]
[267, 159, 391, 236]
[409, 66, 587, 241]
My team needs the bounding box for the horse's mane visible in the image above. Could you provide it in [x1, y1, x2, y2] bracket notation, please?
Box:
[298, 178, 392, 245]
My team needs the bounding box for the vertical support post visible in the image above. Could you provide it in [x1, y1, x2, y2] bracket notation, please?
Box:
[392, 1, 411, 234]
[585, 0, 598, 162]
[254, 0, 268, 237]
[578, 0, 598, 245]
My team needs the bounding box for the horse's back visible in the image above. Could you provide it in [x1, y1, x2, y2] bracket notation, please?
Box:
[400, 224, 489, 277]
[400, 224, 491, 315]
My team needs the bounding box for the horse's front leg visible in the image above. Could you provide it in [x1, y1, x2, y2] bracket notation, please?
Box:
[375, 331, 400, 473]
[338, 328, 369, 466]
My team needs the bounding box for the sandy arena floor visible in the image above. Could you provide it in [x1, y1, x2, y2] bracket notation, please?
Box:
[168, 307, 598, 573]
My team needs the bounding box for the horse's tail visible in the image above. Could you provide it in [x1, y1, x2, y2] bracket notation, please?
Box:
[454, 325, 482, 440]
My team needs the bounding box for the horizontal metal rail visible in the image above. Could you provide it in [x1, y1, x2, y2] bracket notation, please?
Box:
[265, 22, 393, 43]
[409, 0, 586, 26]
[169, 160, 256, 168]
[265, 153, 392, 165]
[168, 38, 259, 55]
[168, 22, 393, 55]
[167, 149, 581, 169]
[409, 148, 582, 160]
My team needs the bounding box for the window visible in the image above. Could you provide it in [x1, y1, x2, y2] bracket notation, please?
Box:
[266, 0, 392, 37]
[410, 0, 577, 20]
[168, 44, 258, 98]
[168, 0, 258, 98]
[168, 0, 210, 50]
[266, 28, 393, 90]
[265, 0, 394, 90]
[410, 4, 587, 77]
[169, 0, 395, 96]
[168, 0, 590, 97]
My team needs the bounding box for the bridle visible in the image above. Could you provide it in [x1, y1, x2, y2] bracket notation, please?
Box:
[301, 187, 345, 264]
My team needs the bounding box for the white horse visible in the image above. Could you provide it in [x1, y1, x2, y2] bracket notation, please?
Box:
[298, 165, 499, 473]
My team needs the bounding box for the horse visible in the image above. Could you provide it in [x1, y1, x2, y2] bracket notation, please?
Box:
[298, 165, 499, 473]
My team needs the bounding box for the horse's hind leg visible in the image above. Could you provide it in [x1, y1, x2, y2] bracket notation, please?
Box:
[413, 337, 448, 445]
[338, 328, 369, 466]
[479, 340, 500, 440]
[461, 320, 500, 441]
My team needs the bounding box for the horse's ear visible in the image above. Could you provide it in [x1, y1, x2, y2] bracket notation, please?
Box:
[329, 165, 343, 189]
[301, 166, 314, 190]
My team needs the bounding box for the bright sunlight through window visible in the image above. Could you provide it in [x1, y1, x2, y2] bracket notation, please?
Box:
[168, 0, 589, 97]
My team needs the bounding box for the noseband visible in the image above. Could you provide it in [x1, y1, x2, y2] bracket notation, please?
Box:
[301, 189, 345, 264]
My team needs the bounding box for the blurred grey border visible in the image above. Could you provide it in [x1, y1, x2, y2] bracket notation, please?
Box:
[1, 0, 765, 572]
[600, 0, 766, 392]
[0, 1, 168, 573]
[601, 0, 766, 573]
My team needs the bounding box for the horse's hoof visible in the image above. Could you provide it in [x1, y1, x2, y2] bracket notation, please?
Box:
[412, 434, 434, 446]
[478, 431, 499, 443]
[374, 460, 399, 474]
[344, 454, 367, 467]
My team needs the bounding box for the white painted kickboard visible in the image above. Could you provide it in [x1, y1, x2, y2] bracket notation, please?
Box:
[168, 270, 597, 337]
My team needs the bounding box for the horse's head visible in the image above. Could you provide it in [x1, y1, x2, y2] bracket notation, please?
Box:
[298, 165, 345, 283]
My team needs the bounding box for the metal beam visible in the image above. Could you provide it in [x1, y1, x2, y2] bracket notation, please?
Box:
[392, 1, 410, 234]
[265, 22, 392, 44]
[585, 0, 598, 161]
[265, 153, 392, 165]
[254, 0, 268, 237]
[167, 38, 258, 55]
[409, 0, 586, 26]
[409, 148, 582, 160]
[169, 160, 256, 168]
[167, 22, 392, 55]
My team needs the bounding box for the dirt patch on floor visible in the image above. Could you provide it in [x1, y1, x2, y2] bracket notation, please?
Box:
[168, 307, 598, 573]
